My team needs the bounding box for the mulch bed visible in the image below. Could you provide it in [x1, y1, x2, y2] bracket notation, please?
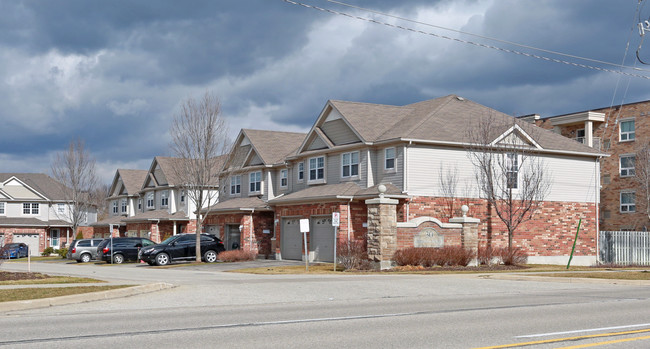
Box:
[0, 271, 49, 281]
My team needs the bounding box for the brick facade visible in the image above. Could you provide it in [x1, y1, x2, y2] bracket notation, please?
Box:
[203, 211, 275, 257]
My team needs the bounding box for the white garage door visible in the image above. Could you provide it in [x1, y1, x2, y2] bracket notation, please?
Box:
[281, 218, 302, 260]
[13, 234, 40, 256]
[311, 217, 334, 262]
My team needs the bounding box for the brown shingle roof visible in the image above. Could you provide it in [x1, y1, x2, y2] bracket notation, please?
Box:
[268, 182, 405, 205]
[122, 210, 190, 222]
[0, 173, 67, 200]
[154, 155, 226, 187]
[243, 129, 306, 165]
[116, 169, 148, 195]
[202, 196, 272, 213]
[0, 217, 70, 227]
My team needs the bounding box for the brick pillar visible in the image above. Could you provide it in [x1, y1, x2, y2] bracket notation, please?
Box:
[449, 205, 481, 265]
[365, 185, 399, 270]
[241, 214, 258, 253]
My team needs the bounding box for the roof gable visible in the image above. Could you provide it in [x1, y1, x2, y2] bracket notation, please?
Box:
[490, 125, 541, 149]
[1, 177, 48, 200]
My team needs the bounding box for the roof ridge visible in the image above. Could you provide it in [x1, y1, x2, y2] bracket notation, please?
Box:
[380, 95, 456, 140]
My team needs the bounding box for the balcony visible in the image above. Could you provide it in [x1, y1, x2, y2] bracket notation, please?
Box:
[576, 137, 601, 150]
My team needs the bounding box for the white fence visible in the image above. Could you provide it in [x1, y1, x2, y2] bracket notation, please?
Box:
[599, 231, 650, 265]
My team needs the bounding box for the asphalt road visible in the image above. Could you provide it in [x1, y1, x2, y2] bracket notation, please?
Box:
[1, 260, 650, 348]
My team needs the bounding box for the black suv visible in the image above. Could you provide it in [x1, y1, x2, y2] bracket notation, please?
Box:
[96, 237, 155, 264]
[139, 233, 225, 266]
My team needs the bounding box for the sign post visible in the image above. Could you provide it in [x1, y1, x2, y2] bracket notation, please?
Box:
[332, 212, 340, 271]
[299, 219, 310, 272]
[109, 224, 114, 264]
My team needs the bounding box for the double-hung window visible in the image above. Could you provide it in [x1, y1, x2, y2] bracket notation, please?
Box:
[620, 155, 635, 177]
[0, 202, 5, 215]
[138, 199, 142, 211]
[112, 201, 118, 214]
[621, 191, 636, 212]
[161, 191, 169, 207]
[342, 152, 359, 178]
[249, 171, 262, 193]
[280, 169, 288, 187]
[180, 190, 185, 203]
[230, 176, 241, 195]
[298, 162, 304, 182]
[23, 203, 38, 215]
[309, 156, 325, 182]
[57, 203, 65, 214]
[385, 147, 396, 171]
[121, 198, 128, 213]
[146, 193, 154, 209]
[506, 153, 519, 190]
[620, 119, 635, 141]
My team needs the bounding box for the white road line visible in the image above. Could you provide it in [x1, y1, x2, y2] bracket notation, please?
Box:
[516, 323, 650, 338]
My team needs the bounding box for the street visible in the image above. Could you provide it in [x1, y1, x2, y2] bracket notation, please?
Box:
[1, 261, 649, 348]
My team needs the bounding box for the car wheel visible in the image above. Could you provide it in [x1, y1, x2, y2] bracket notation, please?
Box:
[155, 253, 170, 266]
[113, 254, 124, 264]
[80, 253, 92, 263]
[203, 250, 218, 263]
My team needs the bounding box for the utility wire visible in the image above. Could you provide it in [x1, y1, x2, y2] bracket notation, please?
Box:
[283, 0, 650, 80]
[324, 0, 650, 73]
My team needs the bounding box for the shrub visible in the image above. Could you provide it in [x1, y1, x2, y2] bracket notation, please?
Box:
[477, 245, 495, 265]
[75, 231, 84, 239]
[57, 248, 68, 258]
[41, 247, 55, 256]
[393, 246, 476, 267]
[218, 249, 257, 262]
[337, 239, 371, 270]
[444, 246, 475, 266]
[494, 247, 528, 266]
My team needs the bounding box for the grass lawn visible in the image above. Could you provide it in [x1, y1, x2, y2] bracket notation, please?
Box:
[543, 271, 650, 280]
[0, 285, 129, 302]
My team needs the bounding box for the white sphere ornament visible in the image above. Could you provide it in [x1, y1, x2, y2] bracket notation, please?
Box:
[461, 204, 469, 217]
[378, 184, 387, 194]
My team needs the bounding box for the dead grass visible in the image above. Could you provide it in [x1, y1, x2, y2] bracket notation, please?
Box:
[0, 285, 129, 302]
[0, 276, 103, 285]
[229, 263, 345, 274]
[543, 271, 650, 280]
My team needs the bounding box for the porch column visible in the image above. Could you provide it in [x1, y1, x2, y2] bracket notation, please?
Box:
[365, 185, 398, 270]
[584, 120, 593, 147]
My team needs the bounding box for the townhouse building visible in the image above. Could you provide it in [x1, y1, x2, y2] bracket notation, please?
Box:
[532, 99, 650, 232]
[204, 95, 603, 266]
[0, 173, 97, 255]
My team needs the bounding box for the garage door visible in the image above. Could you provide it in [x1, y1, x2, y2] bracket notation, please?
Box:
[311, 217, 334, 262]
[13, 234, 40, 256]
[281, 218, 302, 260]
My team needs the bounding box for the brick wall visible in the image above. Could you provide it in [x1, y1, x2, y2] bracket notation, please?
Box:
[203, 211, 274, 256]
[0, 227, 47, 253]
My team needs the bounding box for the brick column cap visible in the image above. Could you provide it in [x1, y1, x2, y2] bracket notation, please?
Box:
[449, 216, 480, 224]
[365, 197, 399, 205]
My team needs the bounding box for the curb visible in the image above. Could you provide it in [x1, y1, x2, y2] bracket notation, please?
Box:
[478, 273, 650, 286]
[0, 282, 175, 312]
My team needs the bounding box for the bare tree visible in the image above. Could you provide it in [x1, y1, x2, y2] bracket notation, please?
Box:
[438, 164, 459, 220]
[634, 139, 650, 221]
[465, 114, 551, 254]
[51, 139, 99, 245]
[93, 183, 111, 222]
[169, 91, 230, 262]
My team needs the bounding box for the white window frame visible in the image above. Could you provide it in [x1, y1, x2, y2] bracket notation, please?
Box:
[309, 156, 325, 183]
[297, 162, 304, 182]
[230, 175, 241, 195]
[112, 201, 118, 214]
[249, 171, 262, 194]
[57, 203, 65, 214]
[121, 198, 128, 213]
[620, 191, 636, 213]
[146, 192, 154, 209]
[24, 202, 39, 215]
[506, 153, 520, 190]
[620, 154, 636, 177]
[0, 202, 5, 215]
[161, 190, 169, 207]
[384, 147, 396, 171]
[575, 128, 586, 144]
[341, 152, 360, 178]
[180, 190, 185, 203]
[620, 119, 635, 142]
[280, 169, 288, 188]
[138, 198, 142, 211]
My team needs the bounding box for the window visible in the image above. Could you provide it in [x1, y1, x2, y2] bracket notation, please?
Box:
[230, 176, 241, 195]
[620, 155, 636, 177]
[298, 162, 304, 182]
[121, 198, 127, 213]
[112, 201, 118, 214]
[138, 199, 142, 210]
[280, 169, 288, 187]
[385, 147, 396, 170]
[506, 153, 519, 189]
[249, 171, 262, 193]
[575, 129, 585, 144]
[180, 190, 185, 203]
[23, 203, 38, 215]
[620, 120, 635, 141]
[146, 193, 154, 208]
[161, 191, 169, 207]
[342, 152, 359, 178]
[57, 203, 65, 214]
[621, 191, 636, 212]
[309, 156, 325, 181]
[0, 202, 4, 215]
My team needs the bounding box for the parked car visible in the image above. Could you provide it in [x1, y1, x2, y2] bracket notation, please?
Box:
[67, 238, 105, 263]
[96, 237, 155, 264]
[0, 243, 28, 259]
[139, 233, 225, 266]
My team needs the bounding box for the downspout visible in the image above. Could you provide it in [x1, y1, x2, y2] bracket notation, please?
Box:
[595, 156, 600, 262]
[347, 198, 352, 241]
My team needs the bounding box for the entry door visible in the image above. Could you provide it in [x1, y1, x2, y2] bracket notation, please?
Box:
[281, 218, 302, 260]
[226, 224, 241, 250]
[50, 229, 60, 249]
[311, 217, 334, 262]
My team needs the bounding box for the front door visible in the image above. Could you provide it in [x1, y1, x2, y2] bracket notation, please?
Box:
[226, 224, 241, 250]
[50, 229, 60, 249]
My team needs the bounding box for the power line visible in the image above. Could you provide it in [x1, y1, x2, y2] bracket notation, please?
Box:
[283, 0, 650, 80]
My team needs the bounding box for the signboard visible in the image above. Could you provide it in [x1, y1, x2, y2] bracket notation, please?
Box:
[332, 212, 340, 227]
[299, 219, 310, 233]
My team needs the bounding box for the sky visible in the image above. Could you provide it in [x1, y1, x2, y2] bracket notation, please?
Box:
[2, 0, 650, 184]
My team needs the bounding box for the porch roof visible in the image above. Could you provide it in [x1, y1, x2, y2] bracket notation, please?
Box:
[268, 182, 406, 205]
[122, 210, 190, 223]
[202, 197, 272, 214]
[0, 217, 71, 228]
[91, 215, 128, 227]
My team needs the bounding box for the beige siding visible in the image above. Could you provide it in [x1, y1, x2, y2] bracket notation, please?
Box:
[321, 119, 360, 145]
[376, 146, 404, 191]
[247, 152, 263, 166]
[228, 145, 251, 170]
[2, 186, 40, 199]
[153, 166, 168, 185]
[306, 136, 327, 151]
